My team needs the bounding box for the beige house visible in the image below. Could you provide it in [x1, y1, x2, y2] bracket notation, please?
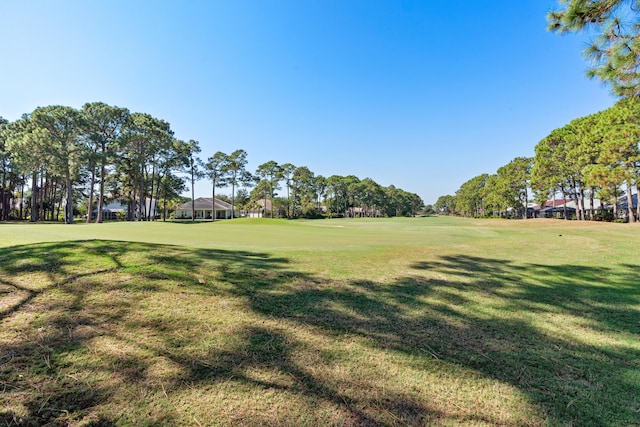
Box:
[243, 198, 272, 218]
[175, 197, 236, 219]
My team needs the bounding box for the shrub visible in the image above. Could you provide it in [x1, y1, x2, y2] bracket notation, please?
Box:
[594, 211, 614, 222]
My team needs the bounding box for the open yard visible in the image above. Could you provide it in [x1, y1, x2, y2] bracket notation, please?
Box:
[0, 217, 638, 426]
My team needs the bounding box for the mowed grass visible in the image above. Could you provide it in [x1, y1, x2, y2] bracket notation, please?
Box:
[0, 217, 638, 426]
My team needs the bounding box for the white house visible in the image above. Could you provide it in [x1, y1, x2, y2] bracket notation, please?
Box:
[91, 199, 158, 220]
[175, 197, 236, 219]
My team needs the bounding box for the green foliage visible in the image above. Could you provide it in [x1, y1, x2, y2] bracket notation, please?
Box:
[290, 165, 315, 217]
[204, 151, 228, 221]
[455, 174, 488, 217]
[481, 174, 508, 215]
[434, 194, 454, 215]
[548, 0, 640, 96]
[2, 104, 422, 224]
[81, 102, 130, 223]
[0, 116, 16, 221]
[255, 160, 282, 218]
[220, 149, 251, 218]
[531, 99, 639, 222]
[422, 204, 435, 216]
[496, 157, 532, 219]
[29, 106, 86, 224]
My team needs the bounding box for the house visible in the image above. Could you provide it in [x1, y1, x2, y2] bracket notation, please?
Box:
[175, 197, 236, 219]
[539, 198, 603, 219]
[346, 206, 380, 218]
[543, 198, 601, 210]
[91, 199, 158, 220]
[612, 193, 638, 219]
[92, 201, 127, 220]
[540, 205, 577, 219]
[615, 193, 638, 209]
[527, 203, 541, 218]
[243, 198, 271, 218]
[540, 199, 576, 219]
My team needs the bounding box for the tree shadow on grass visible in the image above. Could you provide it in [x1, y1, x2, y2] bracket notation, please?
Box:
[1, 241, 639, 425]
[412, 255, 640, 336]
[0, 240, 294, 426]
[0, 240, 444, 425]
[233, 255, 639, 425]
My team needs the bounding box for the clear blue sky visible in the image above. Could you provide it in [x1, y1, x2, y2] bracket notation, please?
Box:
[0, 0, 615, 204]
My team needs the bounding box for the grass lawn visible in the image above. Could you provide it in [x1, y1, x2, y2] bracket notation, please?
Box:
[0, 217, 638, 426]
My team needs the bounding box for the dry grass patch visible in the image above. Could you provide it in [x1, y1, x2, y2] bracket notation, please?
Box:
[0, 219, 638, 426]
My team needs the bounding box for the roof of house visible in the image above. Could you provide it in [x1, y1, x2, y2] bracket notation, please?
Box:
[92, 201, 128, 213]
[255, 198, 273, 210]
[540, 206, 576, 212]
[616, 193, 638, 209]
[544, 199, 570, 208]
[178, 197, 233, 211]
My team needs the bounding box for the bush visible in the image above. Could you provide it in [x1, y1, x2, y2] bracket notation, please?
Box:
[594, 211, 614, 222]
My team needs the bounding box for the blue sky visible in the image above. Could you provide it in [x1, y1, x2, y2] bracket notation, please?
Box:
[1, 0, 615, 204]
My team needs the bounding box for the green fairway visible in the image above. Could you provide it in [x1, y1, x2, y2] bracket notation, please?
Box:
[1, 217, 638, 426]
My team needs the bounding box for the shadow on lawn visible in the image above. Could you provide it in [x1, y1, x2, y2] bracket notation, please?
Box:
[0, 241, 639, 425]
[232, 256, 640, 425]
[0, 240, 291, 426]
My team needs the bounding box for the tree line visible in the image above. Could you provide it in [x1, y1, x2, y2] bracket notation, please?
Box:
[435, 98, 640, 222]
[436, 1, 640, 223]
[0, 103, 424, 223]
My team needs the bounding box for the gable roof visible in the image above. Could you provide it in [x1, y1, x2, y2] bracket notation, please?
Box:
[178, 197, 233, 211]
[255, 198, 273, 210]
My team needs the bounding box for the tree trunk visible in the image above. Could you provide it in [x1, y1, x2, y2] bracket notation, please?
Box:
[162, 180, 167, 222]
[42, 176, 47, 220]
[20, 177, 25, 220]
[39, 173, 44, 221]
[148, 164, 156, 221]
[191, 164, 196, 222]
[1, 165, 6, 221]
[57, 182, 64, 222]
[286, 181, 291, 218]
[65, 169, 73, 224]
[231, 180, 236, 220]
[86, 164, 96, 223]
[50, 179, 57, 221]
[154, 170, 164, 221]
[625, 180, 636, 223]
[570, 178, 580, 220]
[131, 175, 137, 221]
[635, 182, 640, 221]
[212, 179, 217, 222]
[30, 172, 38, 222]
[589, 187, 595, 220]
[96, 144, 106, 223]
[138, 170, 145, 221]
[8, 176, 16, 220]
[561, 186, 568, 220]
[270, 181, 274, 219]
[613, 185, 618, 219]
[579, 186, 586, 221]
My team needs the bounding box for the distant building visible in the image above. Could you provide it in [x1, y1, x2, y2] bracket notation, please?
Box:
[175, 197, 236, 219]
[539, 198, 603, 219]
[92, 201, 127, 220]
[613, 193, 638, 219]
[91, 199, 157, 220]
